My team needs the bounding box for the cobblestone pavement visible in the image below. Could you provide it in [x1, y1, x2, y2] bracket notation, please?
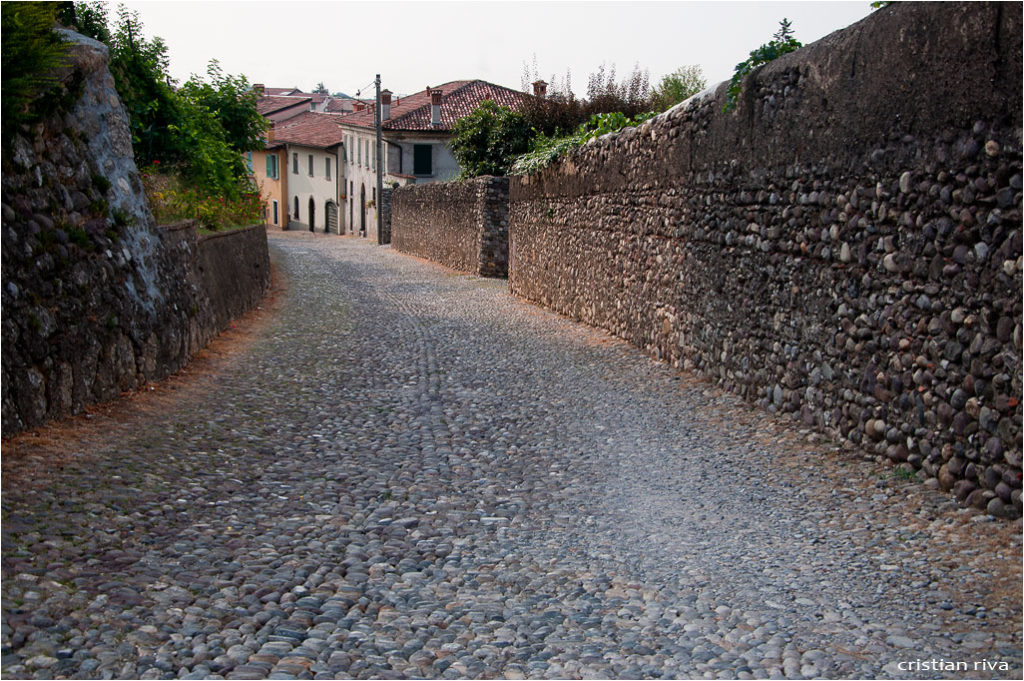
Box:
[2, 230, 1021, 680]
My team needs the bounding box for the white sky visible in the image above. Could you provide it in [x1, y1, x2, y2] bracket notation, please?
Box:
[119, 0, 874, 98]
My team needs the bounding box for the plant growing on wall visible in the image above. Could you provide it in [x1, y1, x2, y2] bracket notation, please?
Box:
[1, 2, 70, 144]
[509, 110, 655, 176]
[724, 18, 802, 112]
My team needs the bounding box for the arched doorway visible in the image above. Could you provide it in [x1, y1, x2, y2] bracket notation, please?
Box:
[359, 184, 366, 237]
[326, 201, 337, 234]
[308, 197, 316, 232]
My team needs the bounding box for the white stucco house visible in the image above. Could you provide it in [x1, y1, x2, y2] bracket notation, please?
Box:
[266, 111, 346, 233]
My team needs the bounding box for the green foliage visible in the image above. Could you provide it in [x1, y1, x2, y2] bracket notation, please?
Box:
[58, 1, 110, 42]
[870, 1, 893, 8]
[90, 171, 111, 194]
[1, 1, 70, 142]
[88, 4, 260, 199]
[450, 100, 533, 178]
[650, 65, 706, 113]
[520, 59, 654, 138]
[584, 63, 651, 120]
[179, 60, 266, 153]
[106, 4, 182, 166]
[724, 18, 802, 112]
[510, 111, 655, 176]
[67, 226, 91, 248]
[143, 169, 262, 231]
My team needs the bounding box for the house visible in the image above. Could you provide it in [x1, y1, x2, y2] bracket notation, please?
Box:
[337, 79, 529, 242]
[254, 84, 358, 122]
[250, 111, 346, 233]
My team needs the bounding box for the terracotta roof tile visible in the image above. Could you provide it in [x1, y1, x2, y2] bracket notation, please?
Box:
[263, 87, 304, 96]
[257, 95, 311, 115]
[325, 98, 355, 113]
[340, 80, 530, 132]
[268, 111, 346, 149]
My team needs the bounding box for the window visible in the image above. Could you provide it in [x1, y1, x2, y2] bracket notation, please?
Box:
[308, 154, 314, 176]
[272, 199, 279, 225]
[266, 154, 279, 179]
[292, 152, 298, 174]
[293, 196, 299, 219]
[325, 157, 331, 179]
[413, 144, 432, 175]
[245, 151, 253, 172]
[357, 139, 362, 166]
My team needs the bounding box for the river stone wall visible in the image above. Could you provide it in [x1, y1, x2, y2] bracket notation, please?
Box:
[509, 2, 1023, 516]
[1, 31, 269, 434]
[392, 177, 510, 277]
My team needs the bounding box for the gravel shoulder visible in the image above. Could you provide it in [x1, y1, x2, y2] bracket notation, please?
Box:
[2, 231, 1021, 680]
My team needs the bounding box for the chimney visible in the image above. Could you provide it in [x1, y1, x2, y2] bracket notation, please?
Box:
[430, 89, 443, 126]
[532, 80, 548, 98]
[267, 120, 275, 144]
[381, 89, 392, 121]
[253, 83, 265, 96]
[353, 101, 366, 112]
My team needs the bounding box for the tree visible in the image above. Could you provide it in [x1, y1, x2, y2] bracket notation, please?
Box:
[584, 62, 651, 119]
[313, 81, 328, 94]
[106, 4, 182, 165]
[180, 59, 266, 153]
[449, 100, 533, 178]
[56, 0, 110, 43]
[650, 65, 706, 113]
[88, 4, 257, 197]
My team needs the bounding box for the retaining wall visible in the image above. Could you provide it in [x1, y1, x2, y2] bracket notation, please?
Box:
[1, 31, 269, 434]
[509, 2, 1023, 516]
[392, 177, 510, 277]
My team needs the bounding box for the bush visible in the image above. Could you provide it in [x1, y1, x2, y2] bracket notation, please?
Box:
[449, 100, 533, 178]
[143, 168, 262, 231]
[520, 61, 654, 137]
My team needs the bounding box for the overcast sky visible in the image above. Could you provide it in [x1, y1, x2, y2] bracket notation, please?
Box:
[119, 0, 874, 98]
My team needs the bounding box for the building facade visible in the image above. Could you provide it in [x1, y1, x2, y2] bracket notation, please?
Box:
[250, 112, 346, 233]
[337, 80, 529, 243]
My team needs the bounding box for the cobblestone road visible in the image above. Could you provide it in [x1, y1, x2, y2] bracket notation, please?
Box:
[2, 231, 1021, 680]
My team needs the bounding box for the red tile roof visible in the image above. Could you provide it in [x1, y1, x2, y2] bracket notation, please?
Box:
[340, 80, 530, 132]
[325, 98, 355, 113]
[257, 95, 311, 116]
[268, 111, 346, 149]
[263, 87, 304, 96]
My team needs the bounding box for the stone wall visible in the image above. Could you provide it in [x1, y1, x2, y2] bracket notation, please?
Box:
[509, 2, 1023, 516]
[380, 187, 393, 245]
[1, 31, 269, 434]
[392, 176, 510, 277]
